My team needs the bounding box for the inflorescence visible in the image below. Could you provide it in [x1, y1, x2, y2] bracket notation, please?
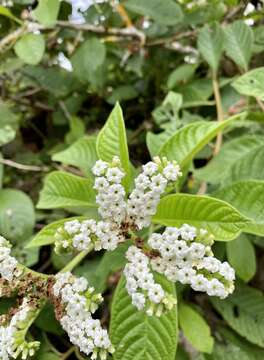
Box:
[53, 272, 114, 360]
[0, 156, 236, 359]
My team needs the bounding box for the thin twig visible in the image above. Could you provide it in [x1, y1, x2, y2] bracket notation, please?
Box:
[212, 72, 225, 155]
[0, 158, 49, 172]
[256, 97, 264, 112]
[59, 101, 72, 121]
[56, 20, 146, 46]
[61, 346, 75, 360]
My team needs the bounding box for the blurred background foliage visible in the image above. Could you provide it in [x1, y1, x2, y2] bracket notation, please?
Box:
[1, 0, 264, 359]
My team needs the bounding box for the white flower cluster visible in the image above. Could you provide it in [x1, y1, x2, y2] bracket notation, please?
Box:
[92, 157, 126, 225]
[127, 158, 182, 229]
[55, 157, 182, 254]
[149, 225, 235, 299]
[0, 236, 18, 282]
[0, 298, 39, 360]
[55, 218, 123, 253]
[53, 272, 114, 359]
[124, 246, 176, 316]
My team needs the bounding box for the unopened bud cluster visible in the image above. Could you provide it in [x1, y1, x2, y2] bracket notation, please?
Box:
[124, 246, 176, 316]
[0, 298, 40, 360]
[149, 225, 235, 298]
[53, 272, 114, 359]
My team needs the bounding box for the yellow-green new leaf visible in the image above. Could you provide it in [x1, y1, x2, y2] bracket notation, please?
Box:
[179, 303, 214, 353]
[152, 194, 249, 241]
[97, 103, 131, 192]
[158, 114, 243, 168]
[52, 136, 98, 176]
[37, 171, 96, 209]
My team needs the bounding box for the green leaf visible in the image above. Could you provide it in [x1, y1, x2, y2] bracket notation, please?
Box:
[75, 243, 129, 293]
[107, 85, 138, 104]
[71, 38, 106, 83]
[35, 303, 63, 335]
[26, 216, 87, 248]
[52, 136, 98, 176]
[214, 180, 264, 236]
[14, 34, 45, 65]
[195, 135, 264, 184]
[152, 194, 248, 241]
[179, 303, 214, 353]
[65, 116, 85, 145]
[22, 66, 80, 98]
[146, 122, 177, 158]
[224, 145, 264, 183]
[37, 171, 96, 209]
[0, 125, 16, 146]
[159, 114, 243, 168]
[0, 5, 22, 24]
[211, 285, 264, 348]
[124, 0, 183, 25]
[198, 23, 224, 72]
[232, 67, 264, 100]
[0, 189, 35, 242]
[0, 102, 20, 128]
[224, 21, 254, 71]
[97, 103, 131, 192]
[33, 0, 60, 26]
[227, 234, 256, 282]
[110, 275, 177, 360]
[167, 64, 197, 89]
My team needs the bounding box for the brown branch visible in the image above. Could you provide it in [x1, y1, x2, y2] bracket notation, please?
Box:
[56, 20, 146, 46]
[0, 158, 49, 172]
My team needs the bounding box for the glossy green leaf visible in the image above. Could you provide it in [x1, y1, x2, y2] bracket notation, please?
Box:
[110, 275, 177, 360]
[124, 0, 183, 25]
[227, 234, 256, 282]
[195, 135, 264, 184]
[224, 21, 254, 71]
[37, 171, 96, 209]
[198, 24, 224, 72]
[153, 194, 248, 241]
[214, 180, 264, 236]
[26, 216, 88, 248]
[211, 285, 264, 347]
[159, 114, 242, 168]
[97, 103, 131, 191]
[71, 38, 106, 83]
[232, 67, 264, 100]
[33, 0, 60, 26]
[0, 189, 35, 242]
[179, 303, 214, 353]
[14, 34, 45, 65]
[52, 136, 97, 175]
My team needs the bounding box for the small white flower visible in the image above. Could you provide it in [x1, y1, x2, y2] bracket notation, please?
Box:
[92, 160, 108, 176]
